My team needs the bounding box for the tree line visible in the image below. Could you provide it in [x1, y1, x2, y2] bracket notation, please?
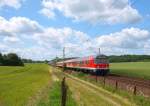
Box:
[108, 55, 150, 63]
[0, 53, 24, 66]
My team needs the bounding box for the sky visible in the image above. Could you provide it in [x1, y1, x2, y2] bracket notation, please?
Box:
[0, 0, 150, 60]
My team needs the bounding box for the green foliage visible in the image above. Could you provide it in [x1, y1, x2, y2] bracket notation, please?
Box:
[109, 55, 150, 63]
[0, 53, 3, 65]
[0, 53, 24, 66]
[22, 59, 33, 63]
[0, 63, 50, 106]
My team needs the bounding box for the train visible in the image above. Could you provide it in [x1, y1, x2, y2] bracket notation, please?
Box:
[56, 54, 109, 75]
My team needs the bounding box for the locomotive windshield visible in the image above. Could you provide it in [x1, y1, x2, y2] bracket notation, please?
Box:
[94, 55, 109, 64]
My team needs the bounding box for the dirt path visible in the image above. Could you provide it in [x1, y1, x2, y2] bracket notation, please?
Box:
[66, 74, 136, 106]
[49, 68, 59, 81]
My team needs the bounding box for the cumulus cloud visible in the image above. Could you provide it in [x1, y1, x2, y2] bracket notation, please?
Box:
[0, 16, 150, 59]
[33, 27, 90, 55]
[0, 16, 43, 35]
[0, 16, 43, 43]
[0, 0, 23, 9]
[94, 27, 150, 55]
[95, 27, 150, 48]
[40, 0, 141, 24]
[0, 16, 91, 59]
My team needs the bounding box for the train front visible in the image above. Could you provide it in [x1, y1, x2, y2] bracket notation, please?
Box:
[94, 55, 109, 75]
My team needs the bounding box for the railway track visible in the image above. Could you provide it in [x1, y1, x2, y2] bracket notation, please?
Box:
[105, 74, 150, 88]
[89, 73, 150, 88]
[88, 73, 150, 97]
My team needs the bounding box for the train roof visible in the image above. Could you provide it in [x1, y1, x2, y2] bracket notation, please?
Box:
[57, 54, 107, 63]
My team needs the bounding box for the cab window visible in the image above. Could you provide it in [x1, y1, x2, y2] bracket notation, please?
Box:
[95, 57, 108, 64]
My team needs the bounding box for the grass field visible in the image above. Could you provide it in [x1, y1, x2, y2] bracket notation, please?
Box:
[0, 63, 50, 106]
[110, 62, 150, 79]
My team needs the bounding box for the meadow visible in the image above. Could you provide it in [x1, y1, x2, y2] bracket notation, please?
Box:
[0, 63, 50, 106]
[110, 62, 150, 80]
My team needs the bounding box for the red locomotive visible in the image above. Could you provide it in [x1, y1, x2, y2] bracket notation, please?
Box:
[56, 54, 109, 75]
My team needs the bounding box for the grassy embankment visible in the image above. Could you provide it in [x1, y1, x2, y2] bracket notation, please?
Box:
[66, 74, 135, 106]
[110, 62, 150, 79]
[71, 72, 150, 106]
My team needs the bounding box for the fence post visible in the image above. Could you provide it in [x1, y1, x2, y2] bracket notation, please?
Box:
[103, 77, 105, 86]
[61, 77, 67, 106]
[96, 75, 98, 82]
[133, 85, 137, 95]
[115, 81, 118, 90]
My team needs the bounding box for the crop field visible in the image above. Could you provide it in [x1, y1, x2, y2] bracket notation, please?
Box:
[110, 62, 150, 80]
[0, 63, 50, 106]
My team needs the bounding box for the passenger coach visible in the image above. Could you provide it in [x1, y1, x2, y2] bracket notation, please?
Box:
[56, 54, 109, 75]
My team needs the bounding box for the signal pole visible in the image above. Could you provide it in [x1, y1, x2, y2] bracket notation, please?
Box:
[63, 47, 65, 60]
[99, 48, 101, 55]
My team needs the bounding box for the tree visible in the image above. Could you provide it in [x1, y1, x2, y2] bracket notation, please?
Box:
[0, 53, 3, 65]
[6, 53, 24, 66]
[45, 60, 49, 64]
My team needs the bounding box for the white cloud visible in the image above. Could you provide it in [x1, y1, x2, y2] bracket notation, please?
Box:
[0, 16, 91, 59]
[0, 0, 23, 9]
[0, 16, 150, 60]
[40, 0, 141, 24]
[95, 27, 150, 50]
[3, 36, 20, 43]
[33, 27, 90, 50]
[39, 8, 55, 19]
[0, 16, 42, 34]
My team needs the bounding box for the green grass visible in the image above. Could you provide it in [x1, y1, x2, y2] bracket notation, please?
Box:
[37, 67, 76, 106]
[103, 84, 150, 106]
[38, 82, 76, 106]
[37, 82, 61, 106]
[110, 62, 150, 79]
[0, 63, 50, 106]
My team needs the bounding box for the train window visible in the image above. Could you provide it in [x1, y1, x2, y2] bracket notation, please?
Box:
[86, 60, 89, 64]
[95, 57, 108, 64]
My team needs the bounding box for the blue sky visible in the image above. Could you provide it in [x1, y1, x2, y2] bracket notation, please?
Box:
[0, 0, 150, 60]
